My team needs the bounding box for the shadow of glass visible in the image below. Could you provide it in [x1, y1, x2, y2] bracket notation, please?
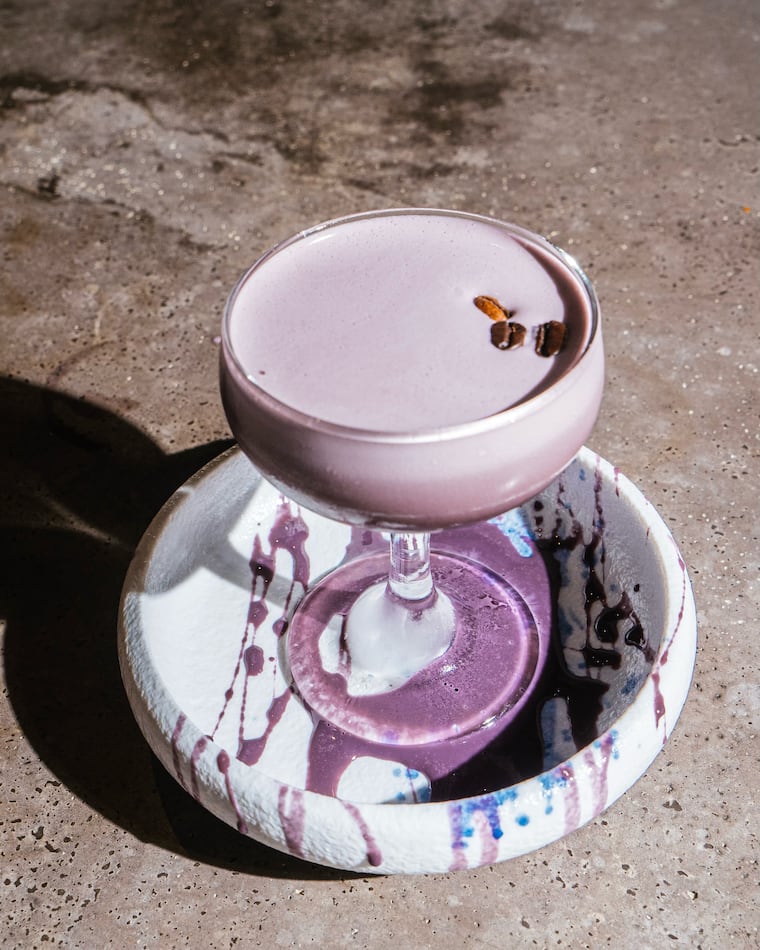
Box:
[0, 377, 349, 880]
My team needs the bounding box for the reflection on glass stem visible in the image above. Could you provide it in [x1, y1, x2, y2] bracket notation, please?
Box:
[388, 531, 433, 601]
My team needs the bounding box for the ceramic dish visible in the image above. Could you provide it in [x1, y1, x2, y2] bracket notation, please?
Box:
[119, 446, 696, 874]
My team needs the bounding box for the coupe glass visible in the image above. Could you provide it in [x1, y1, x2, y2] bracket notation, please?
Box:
[220, 209, 603, 758]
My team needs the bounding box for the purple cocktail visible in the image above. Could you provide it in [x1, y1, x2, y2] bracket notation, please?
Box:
[220, 209, 603, 757]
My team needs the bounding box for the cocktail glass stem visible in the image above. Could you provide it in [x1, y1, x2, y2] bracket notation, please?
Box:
[388, 532, 433, 601]
[343, 531, 456, 684]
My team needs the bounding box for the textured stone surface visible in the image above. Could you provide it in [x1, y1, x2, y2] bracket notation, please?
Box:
[1, 0, 757, 946]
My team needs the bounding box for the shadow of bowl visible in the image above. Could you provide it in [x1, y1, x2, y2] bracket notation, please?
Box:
[1, 377, 349, 879]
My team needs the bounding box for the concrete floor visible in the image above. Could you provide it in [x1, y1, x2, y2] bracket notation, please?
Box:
[1, 0, 758, 946]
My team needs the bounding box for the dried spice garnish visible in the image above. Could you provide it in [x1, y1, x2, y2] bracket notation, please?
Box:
[491, 320, 527, 350]
[535, 320, 566, 357]
[473, 295, 513, 322]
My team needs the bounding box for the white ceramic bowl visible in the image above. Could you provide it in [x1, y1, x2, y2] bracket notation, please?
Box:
[118, 446, 696, 874]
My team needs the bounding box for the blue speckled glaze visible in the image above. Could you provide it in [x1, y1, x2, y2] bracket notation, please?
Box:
[489, 508, 537, 558]
[539, 764, 575, 816]
[622, 673, 644, 696]
[391, 767, 431, 803]
[594, 730, 620, 759]
[450, 788, 518, 852]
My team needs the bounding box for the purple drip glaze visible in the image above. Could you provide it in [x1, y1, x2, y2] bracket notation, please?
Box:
[238, 689, 291, 766]
[171, 713, 188, 792]
[244, 644, 265, 676]
[278, 786, 306, 859]
[205, 499, 309, 770]
[530, 461, 655, 752]
[190, 736, 208, 802]
[342, 802, 383, 867]
[652, 670, 667, 731]
[217, 750, 249, 834]
[583, 733, 617, 817]
[560, 764, 581, 835]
